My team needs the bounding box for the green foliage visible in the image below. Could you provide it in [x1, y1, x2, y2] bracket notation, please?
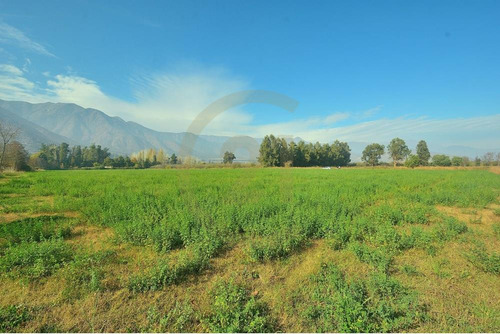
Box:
[416, 140, 431, 166]
[0, 305, 31, 332]
[451, 156, 464, 166]
[248, 232, 309, 262]
[63, 250, 116, 299]
[203, 280, 275, 333]
[128, 237, 225, 292]
[306, 264, 426, 332]
[0, 238, 73, 280]
[388, 137, 411, 166]
[405, 154, 421, 168]
[223, 151, 236, 164]
[0, 216, 72, 248]
[464, 243, 500, 275]
[362, 143, 385, 166]
[350, 242, 394, 273]
[432, 154, 452, 166]
[432, 217, 468, 242]
[259, 135, 350, 167]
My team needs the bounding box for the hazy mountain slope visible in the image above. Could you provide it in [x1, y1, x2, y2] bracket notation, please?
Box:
[0, 106, 75, 153]
[0, 99, 496, 161]
[0, 99, 233, 159]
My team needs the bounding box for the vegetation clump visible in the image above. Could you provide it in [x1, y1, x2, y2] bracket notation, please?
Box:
[0, 238, 73, 280]
[203, 280, 275, 333]
[305, 264, 427, 333]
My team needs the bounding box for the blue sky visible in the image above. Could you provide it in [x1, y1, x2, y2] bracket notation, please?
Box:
[0, 0, 499, 150]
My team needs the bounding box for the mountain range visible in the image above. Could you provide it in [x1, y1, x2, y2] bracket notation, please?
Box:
[0, 99, 497, 161]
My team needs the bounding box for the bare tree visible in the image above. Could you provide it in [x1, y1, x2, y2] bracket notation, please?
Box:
[482, 152, 495, 166]
[0, 121, 20, 170]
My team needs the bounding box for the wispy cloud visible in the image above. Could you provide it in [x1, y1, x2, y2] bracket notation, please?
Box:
[0, 21, 55, 57]
[0, 63, 498, 150]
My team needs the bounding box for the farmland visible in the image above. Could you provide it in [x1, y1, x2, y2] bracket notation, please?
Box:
[0, 168, 499, 332]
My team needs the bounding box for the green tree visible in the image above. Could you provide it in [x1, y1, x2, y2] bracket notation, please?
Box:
[432, 154, 451, 166]
[362, 143, 385, 166]
[258, 135, 287, 167]
[331, 140, 351, 166]
[388, 138, 410, 167]
[70, 145, 83, 167]
[451, 156, 463, 166]
[223, 151, 236, 164]
[58, 142, 70, 168]
[170, 153, 178, 165]
[416, 140, 430, 166]
[405, 154, 420, 169]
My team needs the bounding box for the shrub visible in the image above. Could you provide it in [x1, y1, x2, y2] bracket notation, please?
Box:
[248, 232, 308, 262]
[203, 280, 275, 332]
[433, 217, 468, 242]
[63, 250, 116, 299]
[350, 242, 393, 273]
[307, 263, 427, 332]
[0, 305, 30, 332]
[0, 216, 72, 247]
[128, 237, 224, 292]
[0, 238, 73, 280]
[464, 243, 500, 275]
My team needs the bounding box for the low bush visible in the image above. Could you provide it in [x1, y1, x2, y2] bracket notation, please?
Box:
[306, 263, 427, 332]
[63, 250, 116, 299]
[464, 243, 500, 275]
[0, 216, 72, 248]
[0, 305, 31, 332]
[0, 238, 73, 280]
[433, 217, 468, 242]
[128, 236, 225, 292]
[248, 232, 308, 262]
[350, 242, 394, 273]
[203, 280, 275, 332]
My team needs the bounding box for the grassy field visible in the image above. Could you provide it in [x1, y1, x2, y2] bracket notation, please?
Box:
[0, 168, 499, 332]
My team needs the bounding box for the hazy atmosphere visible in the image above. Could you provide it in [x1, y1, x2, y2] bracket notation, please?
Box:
[1, 0, 499, 158]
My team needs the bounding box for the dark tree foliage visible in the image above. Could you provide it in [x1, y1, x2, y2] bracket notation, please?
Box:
[432, 154, 452, 166]
[362, 143, 385, 166]
[4, 141, 30, 171]
[223, 151, 236, 164]
[259, 135, 350, 167]
[416, 140, 431, 166]
[36, 143, 111, 169]
[388, 138, 411, 167]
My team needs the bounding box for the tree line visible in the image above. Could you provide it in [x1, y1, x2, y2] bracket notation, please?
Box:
[258, 135, 351, 167]
[361, 138, 500, 167]
[1, 119, 499, 171]
[31, 144, 182, 170]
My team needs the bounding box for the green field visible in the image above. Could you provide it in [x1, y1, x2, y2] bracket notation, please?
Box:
[1, 168, 499, 332]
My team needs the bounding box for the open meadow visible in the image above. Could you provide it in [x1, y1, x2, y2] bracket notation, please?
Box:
[1, 168, 499, 332]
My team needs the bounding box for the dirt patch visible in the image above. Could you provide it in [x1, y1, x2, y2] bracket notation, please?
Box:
[489, 166, 500, 175]
[0, 211, 81, 224]
[436, 205, 499, 230]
